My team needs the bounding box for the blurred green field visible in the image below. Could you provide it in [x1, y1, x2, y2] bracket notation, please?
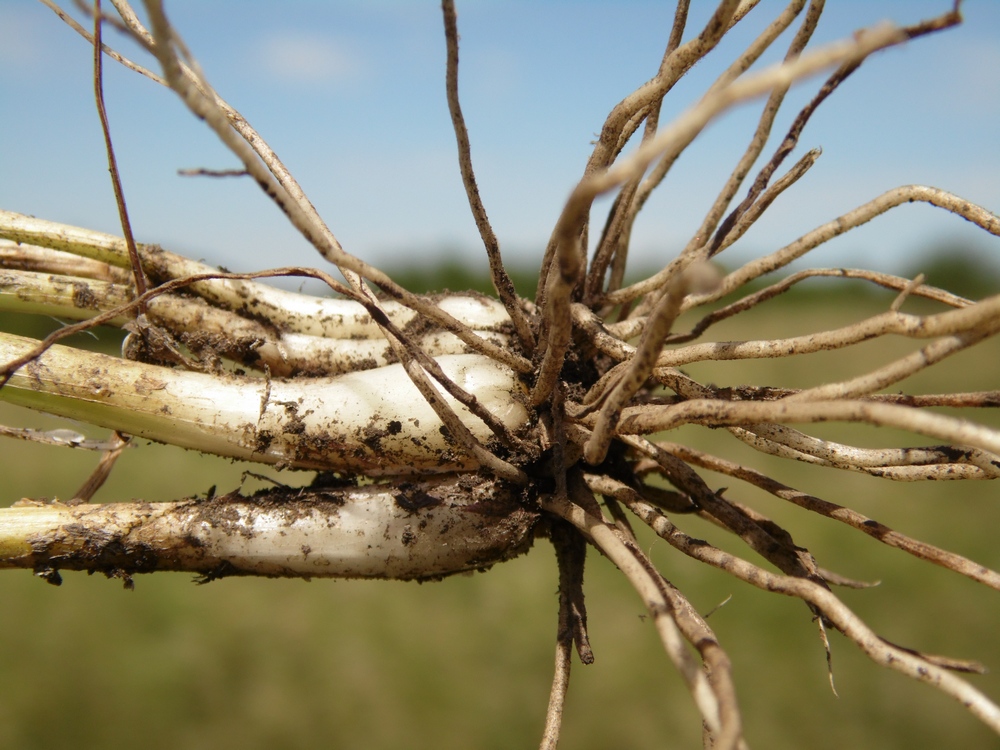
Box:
[1, 283, 999, 749]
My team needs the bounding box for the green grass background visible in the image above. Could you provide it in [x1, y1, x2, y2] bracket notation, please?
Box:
[1, 269, 999, 749]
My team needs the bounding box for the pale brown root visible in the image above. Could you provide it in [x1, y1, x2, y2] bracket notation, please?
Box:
[651, 293, 1000, 368]
[623, 497, 1000, 733]
[637, 268, 972, 346]
[539, 0, 741, 305]
[653, 441, 1000, 590]
[541, 475, 744, 750]
[615, 399, 1000, 457]
[38, 0, 164, 83]
[584, 264, 719, 464]
[620, 435, 836, 582]
[441, 0, 534, 352]
[616, 0, 820, 311]
[539, 635, 571, 750]
[727, 424, 1000, 479]
[536, 23, 904, 405]
[540, 521, 595, 750]
[5, 2, 999, 745]
[69, 431, 130, 504]
[695, 186, 1000, 308]
[140, 0, 531, 377]
[92, 0, 149, 313]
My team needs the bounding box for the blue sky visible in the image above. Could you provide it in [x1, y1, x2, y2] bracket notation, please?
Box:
[2, 1, 999, 287]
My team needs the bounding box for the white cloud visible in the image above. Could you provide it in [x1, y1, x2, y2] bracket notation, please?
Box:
[258, 31, 361, 85]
